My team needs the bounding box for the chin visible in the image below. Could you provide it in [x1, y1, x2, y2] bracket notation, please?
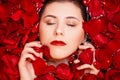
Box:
[50, 54, 67, 60]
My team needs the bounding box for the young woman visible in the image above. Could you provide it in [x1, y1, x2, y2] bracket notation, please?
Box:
[18, 0, 99, 80]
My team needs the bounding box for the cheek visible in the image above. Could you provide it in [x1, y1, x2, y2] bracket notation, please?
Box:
[69, 29, 85, 46]
[39, 25, 53, 44]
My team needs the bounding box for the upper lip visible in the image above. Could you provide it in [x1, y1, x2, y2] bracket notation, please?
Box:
[50, 40, 66, 46]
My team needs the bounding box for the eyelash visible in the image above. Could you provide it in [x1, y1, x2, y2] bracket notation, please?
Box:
[46, 22, 55, 25]
[67, 24, 76, 27]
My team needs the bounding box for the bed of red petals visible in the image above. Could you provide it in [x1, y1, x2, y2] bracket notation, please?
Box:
[0, 0, 120, 80]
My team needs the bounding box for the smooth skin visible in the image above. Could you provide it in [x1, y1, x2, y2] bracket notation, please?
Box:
[18, 2, 99, 80]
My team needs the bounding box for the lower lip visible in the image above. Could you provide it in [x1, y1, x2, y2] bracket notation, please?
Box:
[50, 41, 66, 46]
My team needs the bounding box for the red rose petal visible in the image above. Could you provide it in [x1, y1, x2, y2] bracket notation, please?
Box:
[82, 73, 97, 80]
[42, 45, 51, 59]
[32, 57, 47, 75]
[112, 50, 120, 69]
[79, 48, 93, 64]
[55, 63, 73, 80]
[92, 33, 109, 48]
[11, 10, 22, 21]
[95, 49, 112, 70]
[88, 0, 105, 17]
[105, 69, 120, 80]
[83, 17, 107, 38]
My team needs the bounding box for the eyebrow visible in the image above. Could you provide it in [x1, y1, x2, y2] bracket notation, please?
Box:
[43, 15, 80, 21]
[43, 15, 56, 19]
[66, 16, 80, 22]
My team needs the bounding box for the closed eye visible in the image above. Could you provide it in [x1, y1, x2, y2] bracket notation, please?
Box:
[46, 22, 56, 25]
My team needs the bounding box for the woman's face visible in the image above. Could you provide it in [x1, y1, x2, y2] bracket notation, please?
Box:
[39, 2, 85, 60]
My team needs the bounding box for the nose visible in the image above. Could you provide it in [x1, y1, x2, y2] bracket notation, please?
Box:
[55, 23, 64, 35]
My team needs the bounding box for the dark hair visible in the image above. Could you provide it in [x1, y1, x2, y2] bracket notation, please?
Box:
[39, 0, 89, 21]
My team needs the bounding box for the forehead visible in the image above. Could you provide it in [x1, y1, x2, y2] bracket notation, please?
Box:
[42, 2, 83, 19]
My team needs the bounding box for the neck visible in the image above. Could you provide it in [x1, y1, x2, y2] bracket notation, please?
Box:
[47, 58, 69, 66]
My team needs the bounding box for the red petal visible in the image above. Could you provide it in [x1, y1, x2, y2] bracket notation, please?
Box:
[33, 46, 42, 53]
[82, 73, 97, 80]
[95, 49, 112, 70]
[107, 39, 120, 52]
[105, 69, 120, 80]
[78, 48, 93, 64]
[83, 17, 107, 38]
[102, 0, 119, 11]
[88, 0, 105, 17]
[112, 50, 120, 69]
[32, 57, 47, 75]
[92, 33, 109, 48]
[42, 45, 51, 59]
[55, 63, 73, 80]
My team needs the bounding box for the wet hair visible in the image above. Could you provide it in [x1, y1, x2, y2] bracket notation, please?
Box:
[39, 0, 89, 21]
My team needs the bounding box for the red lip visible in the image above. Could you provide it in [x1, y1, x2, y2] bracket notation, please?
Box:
[50, 40, 66, 46]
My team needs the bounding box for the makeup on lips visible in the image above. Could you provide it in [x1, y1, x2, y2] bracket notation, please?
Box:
[50, 40, 66, 46]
